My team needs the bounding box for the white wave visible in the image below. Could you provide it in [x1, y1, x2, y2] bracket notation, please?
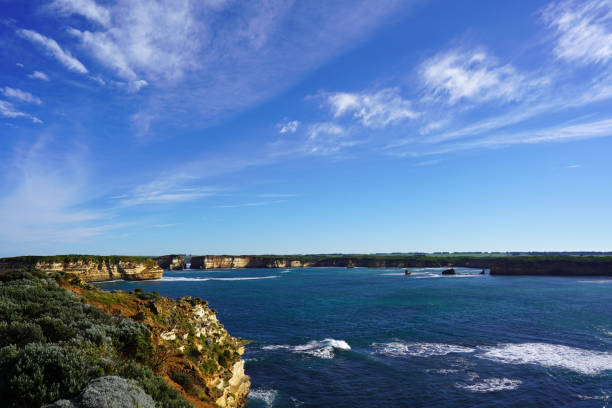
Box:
[280, 269, 292, 273]
[456, 378, 522, 393]
[577, 280, 612, 284]
[161, 275, 279, 282]
[478, 343, 612, 375]
[262, 338, 351, 359]
[380, 272, 406, 276]
[372, 342, 475, 358]
[425, 368, 461, 374]
[249, 388, 278, 407]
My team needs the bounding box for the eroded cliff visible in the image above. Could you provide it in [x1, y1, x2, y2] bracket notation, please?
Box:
[0, 255, 163, 282]
[156, 254, 187, 270]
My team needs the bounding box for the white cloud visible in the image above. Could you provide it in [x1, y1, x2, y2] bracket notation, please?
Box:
[63, 0, 204, 83]
[51, 0, 111, 26]
[0, 137, 113, 244]
[17, 29, 88, 74]
[406, 117, 612, 156]
[421, 49, 526, 104]
[544, 0, 612, 65]
[303, 122, 361, 155]
[45, 0, 403, 133]
[327, 88, 419, 127]
[2, 87, 42, 104]
[277, 119, 300, 134]
[0, 100, 42, 123]
[215, 200, 287, 209]
[118, 178, 219, 206]
[28, 71, 50, 81]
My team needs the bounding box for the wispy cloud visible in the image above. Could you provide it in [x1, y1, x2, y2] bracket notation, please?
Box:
[257, 193, 299, 198]
[421, 49, 529, 104]
[17, 29, 88, 74]
[0, 100, 42, 123]
[326, 88, 419, 128]
[215, 199, 287, 209]
[0, 136, 114, 244]
[277, 119, 300, 134]
[544, 0, 612, 65]
[151, 223, 177, 228]
[28, 71, 50, 81]
[118, 181, 219, 206]
[51, 0, 111, 27]
[41, 0, 405, 134]
[1, 87, 42, 104]
[566, 164, 581, 168]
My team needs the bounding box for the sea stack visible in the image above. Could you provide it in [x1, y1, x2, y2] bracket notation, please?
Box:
[442, 268, 456, 275]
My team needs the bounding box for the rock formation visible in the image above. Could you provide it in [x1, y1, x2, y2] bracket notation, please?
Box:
[0, 256, 163, 282]
[442, 268, 456, 275]
[156, 255, 187, 270]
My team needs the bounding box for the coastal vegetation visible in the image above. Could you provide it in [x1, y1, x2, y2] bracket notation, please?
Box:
[0, 268, 249, 408]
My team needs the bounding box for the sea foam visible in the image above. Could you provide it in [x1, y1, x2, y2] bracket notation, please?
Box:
[249, 388, 278, 407]
[477, 343, 612, 375]
[161, 275, 279, 282]
[456, 378, 522, 393]
[262, 338, 351, 359]
[372, 342, 475, 358]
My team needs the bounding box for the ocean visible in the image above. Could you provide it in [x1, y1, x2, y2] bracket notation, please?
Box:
[96, 267, 612, 407]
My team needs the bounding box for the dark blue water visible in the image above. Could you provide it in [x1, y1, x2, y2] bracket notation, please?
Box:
[97, 268, 612, 407]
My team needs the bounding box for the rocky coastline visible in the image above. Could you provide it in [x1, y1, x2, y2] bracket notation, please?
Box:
[188, 254, 612, 276]
[0, 255, 164, 282]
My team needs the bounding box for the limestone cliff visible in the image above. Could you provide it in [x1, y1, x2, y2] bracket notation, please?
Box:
[190, 255, 309, 269]
[188, 255, 612, 276]
[73, 282, 250, 408]
[0, 256, 163, 282]
[156, 254, 187, 270]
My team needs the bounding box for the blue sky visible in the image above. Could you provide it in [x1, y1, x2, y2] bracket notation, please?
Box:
[1, 0, 612, 256]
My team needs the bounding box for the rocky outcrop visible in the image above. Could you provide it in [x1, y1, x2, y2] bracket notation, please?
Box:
[156, 255, 187, 270]
[74, 284, 251, 408]
[44, 376, 155, 408]
[442, 268, 456, 275]
[0, 256, 163, 282]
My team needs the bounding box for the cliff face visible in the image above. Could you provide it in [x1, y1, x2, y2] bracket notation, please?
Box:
[0, 256, 163, 282]
[156, 255, 187, 270]
[75, 283, 250, 408]
[190, 256, 310, 269]
[188, 255, 612, 276]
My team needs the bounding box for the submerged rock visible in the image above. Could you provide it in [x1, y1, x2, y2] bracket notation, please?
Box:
[43, 376, 155, 408]
[442, 268, 456, 275]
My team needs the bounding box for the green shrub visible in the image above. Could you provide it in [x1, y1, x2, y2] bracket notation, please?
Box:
[0, 343, 90, 408]
[0, 321, 45, 347]
[118, 361, 192, 408]
[170, 371, 194, 393]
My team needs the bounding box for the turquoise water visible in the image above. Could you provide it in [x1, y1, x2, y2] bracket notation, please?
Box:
[97, 267, 612, 407]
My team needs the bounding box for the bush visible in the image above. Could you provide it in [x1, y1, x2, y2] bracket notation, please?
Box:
[170, 371, 194, 393]
[0, 343, 90, 408]
[118, 361, 192, 408]
[0, 321, 45, 347]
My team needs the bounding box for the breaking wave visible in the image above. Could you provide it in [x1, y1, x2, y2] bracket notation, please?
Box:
[262, 338, 351, 359]
[161, 275, 279, 282]
[477, 343, 612, 375]
[249, 388, 278, 407]
[372, 342, 475, 358]
[456, 378, 522, 393]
